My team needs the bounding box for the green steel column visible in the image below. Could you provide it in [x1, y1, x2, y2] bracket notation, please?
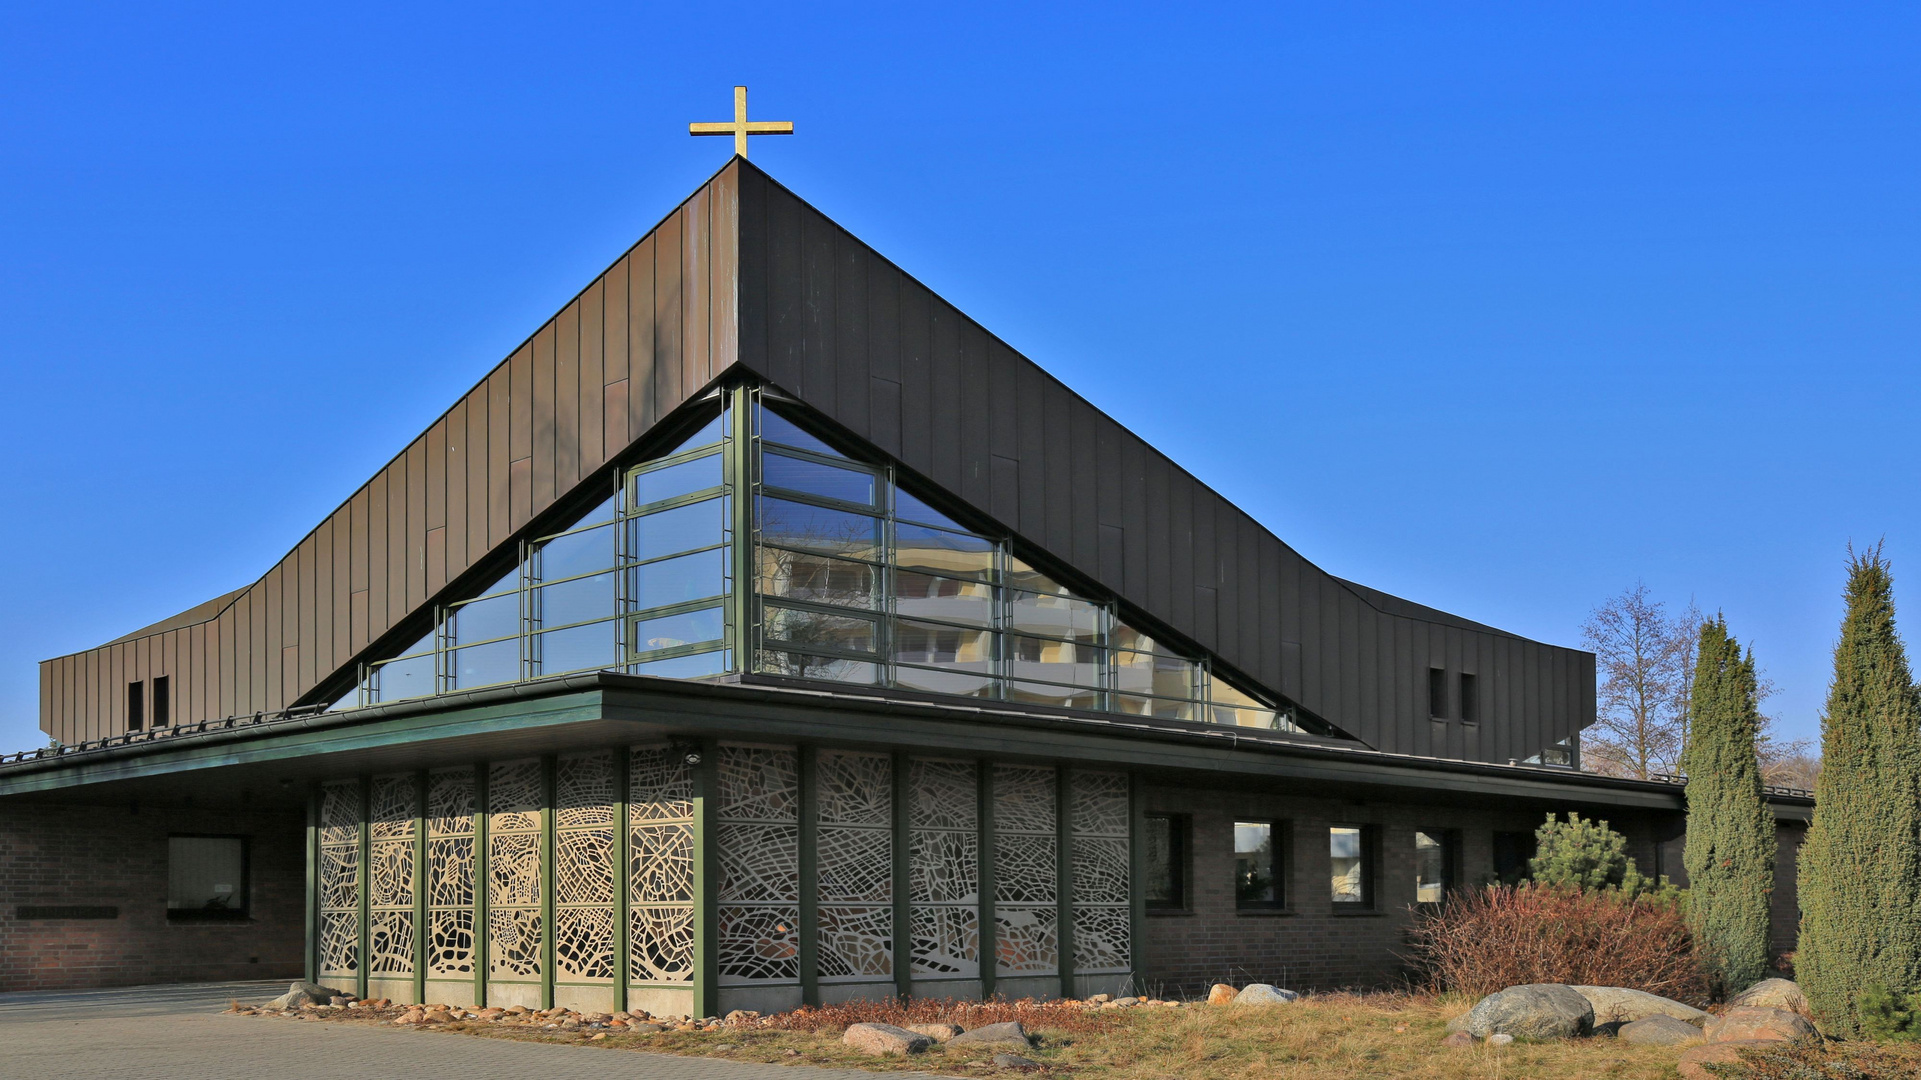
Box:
[357, 775, 372, 1002]
[305, 785, 319, 985]
[727, 383, 753, 674]
[977, 762, 996, 1000]
[892, 751, 912, 1000]
[473, 761, 490, 1008]
[1127, 772, 1146, 996]
[797, 745, 819, 1006]
[1055, 764, 1073, 1001]
[692, 739, 720, 1019]
[614, 747, 631, 1015]
[541, 754, 557, 1011]
[414, 770, 429, 1006]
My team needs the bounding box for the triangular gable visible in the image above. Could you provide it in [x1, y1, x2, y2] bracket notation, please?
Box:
[42, 158, 1594, 765]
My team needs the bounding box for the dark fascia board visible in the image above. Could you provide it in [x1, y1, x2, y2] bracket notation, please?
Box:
[1, 670, 1682, 813]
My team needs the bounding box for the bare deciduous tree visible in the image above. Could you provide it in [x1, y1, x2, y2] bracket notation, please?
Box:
[1581, 583, 1700, 779]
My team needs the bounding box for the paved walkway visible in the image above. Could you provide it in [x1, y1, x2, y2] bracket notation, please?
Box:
[0, 981, 942, 1080]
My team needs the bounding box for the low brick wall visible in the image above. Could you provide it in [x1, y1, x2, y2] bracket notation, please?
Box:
[0, 801, 305, 992]
[1135, 782, 1682, 995]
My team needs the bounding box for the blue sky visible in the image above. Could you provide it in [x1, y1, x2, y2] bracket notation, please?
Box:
[2, 3, 1916, 752]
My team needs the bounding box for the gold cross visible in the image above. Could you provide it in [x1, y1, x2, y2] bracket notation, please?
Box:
[688, 86, 793, 159]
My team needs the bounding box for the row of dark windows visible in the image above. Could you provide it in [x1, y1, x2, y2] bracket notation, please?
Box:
[1428, 668, 1478, 722]
[1142, 815, 1465, 912]
[125, 676, 170, 731]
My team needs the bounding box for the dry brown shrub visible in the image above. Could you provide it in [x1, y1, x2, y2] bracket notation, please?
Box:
[1407, 883, 1709, 1005]
[758, 995, 1123, 1035]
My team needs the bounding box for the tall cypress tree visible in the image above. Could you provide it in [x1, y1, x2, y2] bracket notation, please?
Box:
[1680, 615, 1774, 997]
[1798, 546, 1921, 1035]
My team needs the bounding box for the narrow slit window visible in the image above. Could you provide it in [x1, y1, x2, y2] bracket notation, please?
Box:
[152, 676, 170, 727]
[1144, 813, 1189, 910]
[126, 681, 144, 732]
[1459, 672, 1478, 723]
[1415, 829, 1455, 904]
[1330, 826, 1370, 906]
[1428, 668, 1448, 719]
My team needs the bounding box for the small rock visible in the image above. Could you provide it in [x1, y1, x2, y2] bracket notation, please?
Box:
[1232, 984, 1299, 1006]
[1679, 1040, 1778, 1080]
[907, 1023, 964, 1043]
[951, 1021, 1032, 1049]
[1113, 996, 1140, 1007]
[1619, 1015, 1705, 1047]
[559, 1019, 581, 1031]
[1206, 983, 1238, 1006]
[1487, 1034, 1515, 1047]
[1441, 1031, 1475, 1048]
[783, 1049, 801, 1057]
[714, 1043, 737, 1051]
[843, 1022, 933, 1056]
[1461, 984, 1594, 1040]
[1728, 978, 1811, 1017]
[329, 995, 353, 1007]
[991, 1052, 1042, 1070]
[589, 1033, 608, 1041]
[1703, 1006, 1815, 1044]
[1088, 993, 1113, 1004]
[629, 1022, 665, 1034]
[264, 980, 348, 1011]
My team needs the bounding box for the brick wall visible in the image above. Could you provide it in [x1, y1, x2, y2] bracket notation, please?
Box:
[0, 802, 305, 992]
[1136, 782, 1678, 995]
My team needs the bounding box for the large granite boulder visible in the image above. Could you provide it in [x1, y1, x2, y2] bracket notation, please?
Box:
[1573, 986, 1710, 1027]
[1232, 984, 1299, 1005]
[950, 1021, 1033, 1050]
[265, 980, 347, 1010]
[1618, 1014, 1706, 1046]
[1461, 984, 1594, 1040]
[1728, 978, 1811, 1016]
[843, 1023, 932, 1055]
[1703, 1006, 1816, 1044]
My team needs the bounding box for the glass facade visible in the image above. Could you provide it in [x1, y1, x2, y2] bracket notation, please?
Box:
[348, 385, 1306, 734]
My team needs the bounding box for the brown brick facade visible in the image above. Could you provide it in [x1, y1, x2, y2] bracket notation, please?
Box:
[0, 802, 305, 992]
[1136, 782, 1683, 994]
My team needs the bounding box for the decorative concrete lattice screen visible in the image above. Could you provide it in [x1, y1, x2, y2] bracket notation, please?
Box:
[488, 759, 545, 987]
[629, 746, 695, 984]
[1070, 771, 1131, 973]
[992, 765, 1059, 976]
[368, 773, 419, 980]
[908, 759, 980, 978]
[815, 751, 893, 982]
[716, 745, 801, 984]
[554, 752, 618, 986]
[318, 778, 362, 981]
[425, 767, 477, 983]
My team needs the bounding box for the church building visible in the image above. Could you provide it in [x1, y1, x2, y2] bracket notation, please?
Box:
[0, 156, 1810, 1013]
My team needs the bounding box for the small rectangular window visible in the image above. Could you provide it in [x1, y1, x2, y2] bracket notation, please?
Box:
[152, 676, 171, 727]
[1459, 673, 1478, 723]
[1235, 820, 1286, 909]
[167, 836, 248, 921]
[1415, 829, 1456, 904]
[126, 681, 144, 731]
[1144, 813, 1189, 910]
[1428, 668, 1448, 719]
[1330, 826, 1372, 906]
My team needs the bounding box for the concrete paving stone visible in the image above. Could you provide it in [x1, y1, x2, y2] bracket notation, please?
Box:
[0, 981, 947, 1080]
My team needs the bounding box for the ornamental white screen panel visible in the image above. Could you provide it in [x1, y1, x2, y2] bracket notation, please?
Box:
[554, 752, 617, 984]
[815, 751, 892, 982]
[425, 768, 477, 979]
[318, 779, 362, 982]
[909, 758, 979, 978]
[629, 746, 695, 985]
[992, 764, 1058, 976]
[1070, 771, 1131, 974]
[367, 774, 419, 979]
[716, 744, 800, 984]
[487, 759, 545, 983]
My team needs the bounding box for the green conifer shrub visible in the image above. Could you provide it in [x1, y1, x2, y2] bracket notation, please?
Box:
[1798, 545, 1921, 1036]
[1530, 812, 1660, 896]
[1680, 615, 1775, 997]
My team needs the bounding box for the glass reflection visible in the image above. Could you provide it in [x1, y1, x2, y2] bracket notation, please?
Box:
[893, 523, 994, 579]
[757, 549, 877, 609]
[1330, 827, 1366, 904]
[374, 652, 435, 702]
[762, 604, 877, 654]
[892, 665, 994, 697]
[759, 406, 842, 457]
[536, 620, 619, 675]
[1006, 635, 1103, 688]
[538, 523, 616, 583]
[633, 607, 725, 654]
[893, 619, 995, 667]
[631, 497, 727, 560]
[535, 570, 616, 629]
[892, 571, 994, 626]
[755, 648, 876, 684]
[631, 548, 729, 610]
[634, 453, 722, 508]
[450, 592, 518, 645]
[1007, 681, 1101, 710]
[891, 489, 964, 531]
[1006, 588, 1101, 642]
[763, 452, 875, 506]
[759, 498, 881, 562]
[451, 638, 519, 689]
[636, 650, 730, 679]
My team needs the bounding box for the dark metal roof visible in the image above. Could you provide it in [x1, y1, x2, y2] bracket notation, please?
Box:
[39, 158, 1596, 765]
